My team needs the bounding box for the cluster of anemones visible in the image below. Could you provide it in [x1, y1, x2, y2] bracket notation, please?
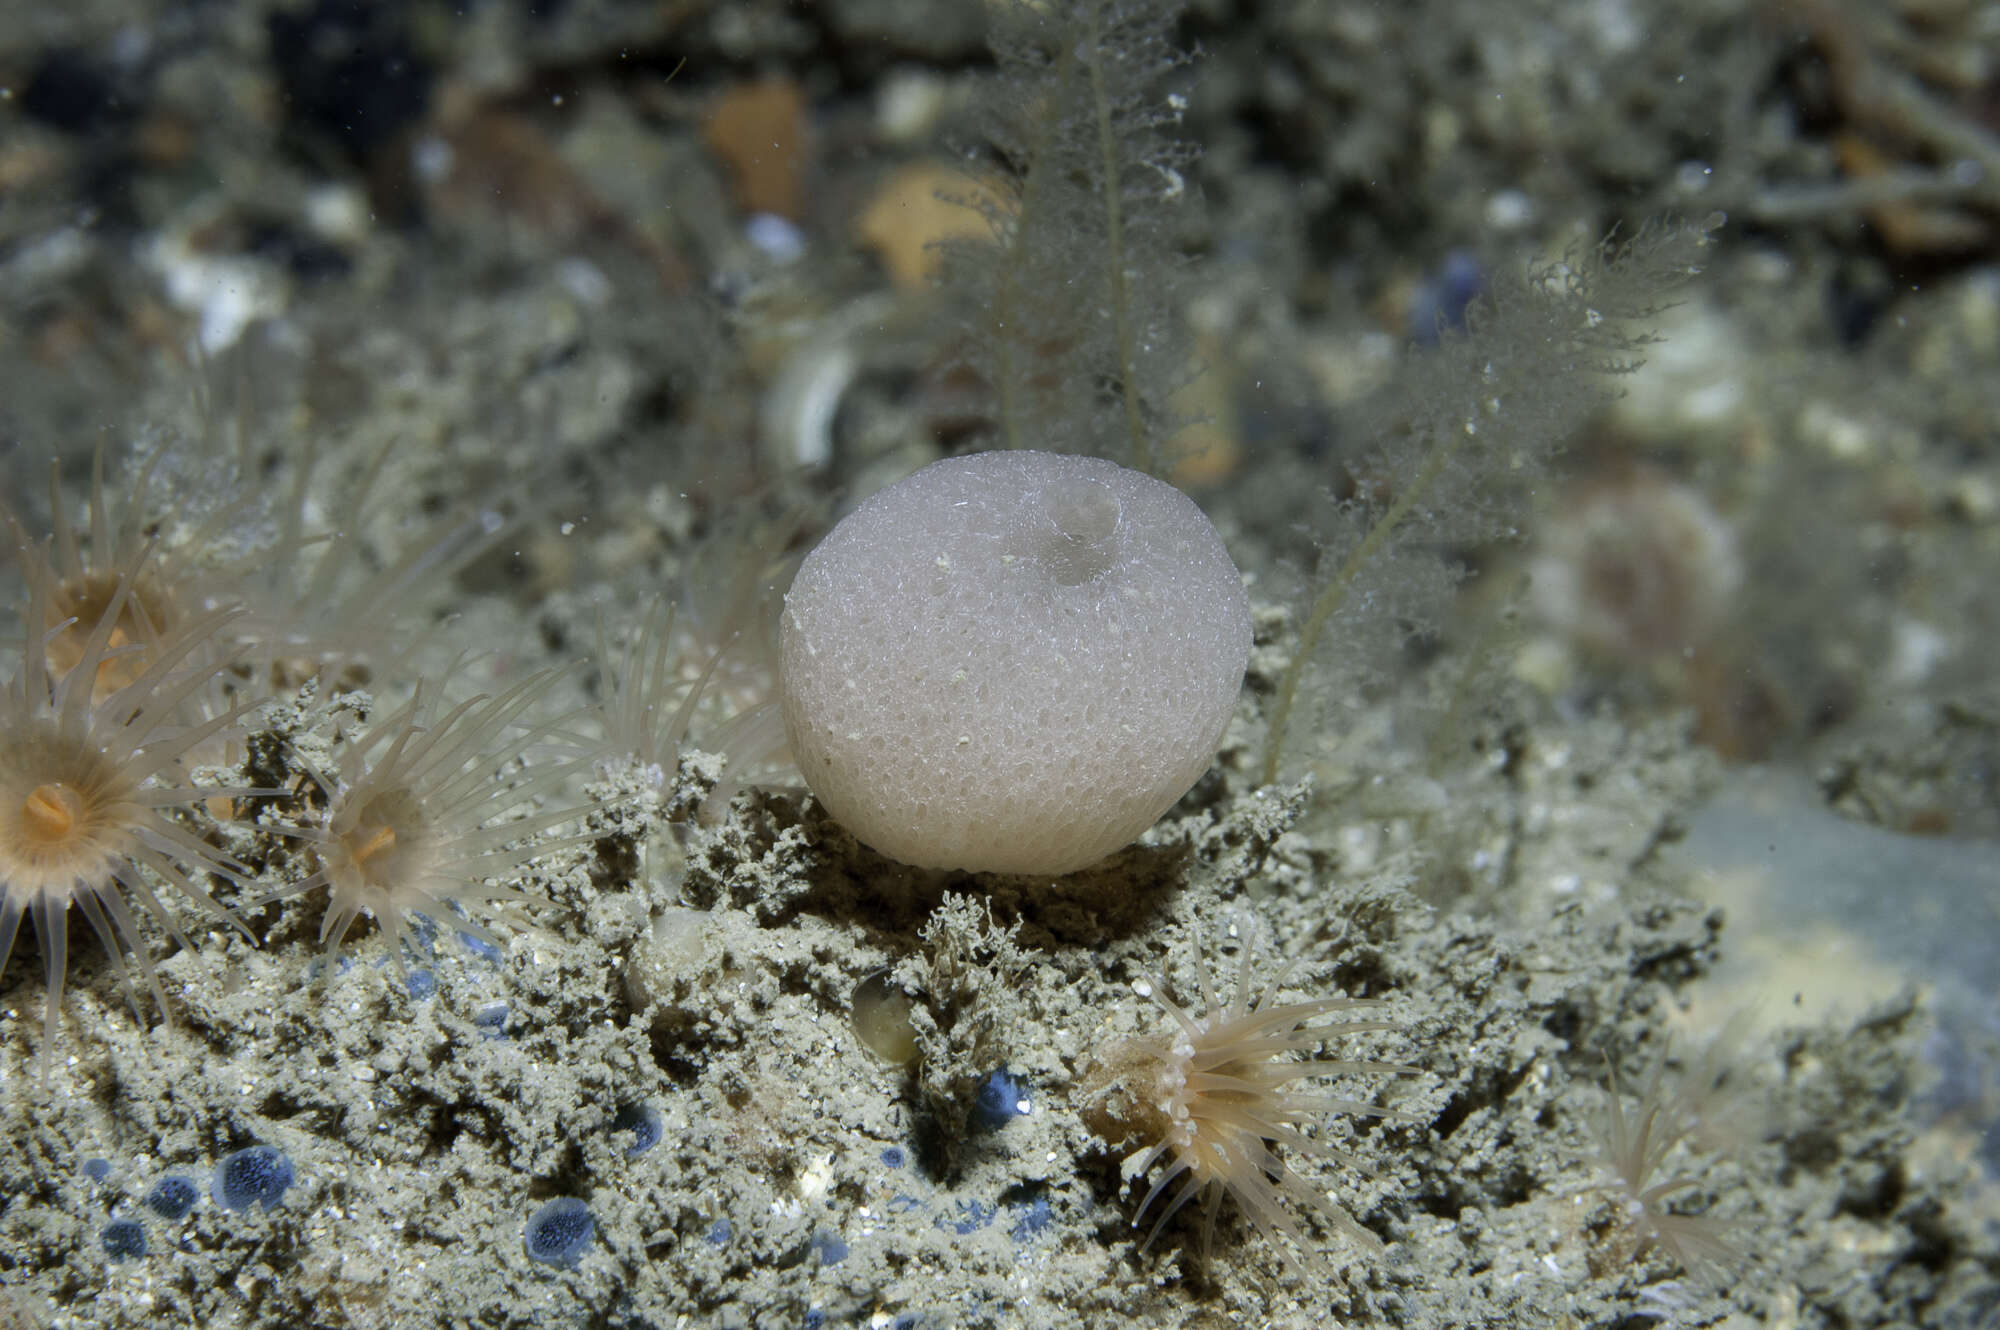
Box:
[0, 444, 623, 1079]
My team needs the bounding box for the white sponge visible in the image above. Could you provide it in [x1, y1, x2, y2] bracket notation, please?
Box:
[778, 450, 1250, 875]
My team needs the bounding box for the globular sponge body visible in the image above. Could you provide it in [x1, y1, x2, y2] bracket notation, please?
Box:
[779, 451, 1250, 875]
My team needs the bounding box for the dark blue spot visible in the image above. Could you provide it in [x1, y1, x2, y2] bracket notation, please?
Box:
[802, 1313, 825, 1330]
[305, 954, 355, 980]
[1409, 249, 1486, 346]
[404, 968, 437, 999]
[212, 1146, 294, 1213]
[524, 1197, 594, 1266]
[611, 1102, 662, 1157]
[1008, 1196, 1053, 1241]
[809, 1230, 847, 1265]
[82, 1157, 111, 1183]
[472, 1001, 510, 1037]
[458, 930, 504, 965]
[145, 1175, 198, 1220]
[945, 1199, 995, 1235]
[971, 1068, 1029, 1131]
[407, 913, 440, 956]
[100, 1218, 145, 1261]
[705, 1217, 731, 1246]
[879, 1146, 905, 1169]
[893, 1317, 926, 1330]
[21, 47, 136, 135]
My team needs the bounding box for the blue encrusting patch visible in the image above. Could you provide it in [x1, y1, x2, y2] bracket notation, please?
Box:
[1008, 1195, 1053, 1241]
[945, 1199, 995, 1235]
[524, 1197, 595, 1266]
[611, 1102, 663, 1157]
[100, 1218, 146, 1261]
[144, 1175, 198, 1220]
[472, 1001, 511, 1038]
[971, 1067, 1030, 1131]
[211, 1146, 295, 1213]
[808, 1229, 848, 1265]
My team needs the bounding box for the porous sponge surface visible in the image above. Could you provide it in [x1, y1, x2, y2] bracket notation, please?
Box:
[779, 451, 1250, 874]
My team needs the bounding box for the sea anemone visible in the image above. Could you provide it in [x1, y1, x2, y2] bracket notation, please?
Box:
[1082, 927, 1415, 1276]
[2, 446, 252, 704]
[591, 594, 722, 790]
[1586, 1053, 1742, 1277]
[225, 439, 514, 689]
[0, 556, 256, 1076]
[5, 435, 524, 702]
[257, 667, 591, 981]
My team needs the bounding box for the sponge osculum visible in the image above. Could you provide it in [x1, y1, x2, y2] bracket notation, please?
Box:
[778, 451, 1251, 875]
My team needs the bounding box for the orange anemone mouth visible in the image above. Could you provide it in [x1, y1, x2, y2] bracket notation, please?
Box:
[20, 782, 85, 850]
[44, 570, 182, 699]
[334, 788, 430, 892]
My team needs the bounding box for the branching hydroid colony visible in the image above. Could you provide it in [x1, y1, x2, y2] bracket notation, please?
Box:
[938, 2, 1713, 793]
[1258, 224, 1715, 783]
[943, 0, 1195, 475]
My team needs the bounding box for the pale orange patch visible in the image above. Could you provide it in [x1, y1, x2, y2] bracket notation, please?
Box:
[856, 162, 1011, 290]
[704, 77, 809, 221]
